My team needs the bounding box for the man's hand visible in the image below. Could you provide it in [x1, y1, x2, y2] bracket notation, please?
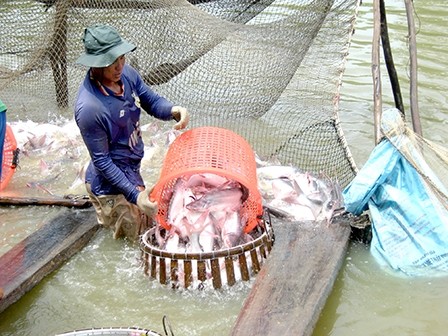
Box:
[136, 187, 158, 218]
[171, 106, 190, 130]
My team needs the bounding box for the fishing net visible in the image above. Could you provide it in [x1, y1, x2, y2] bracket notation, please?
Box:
[0, 0, 359, 187]
[381, 108, 448, 214]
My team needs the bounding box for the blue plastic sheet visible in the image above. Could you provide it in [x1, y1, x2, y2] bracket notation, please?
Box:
[343, 111, 448, 276]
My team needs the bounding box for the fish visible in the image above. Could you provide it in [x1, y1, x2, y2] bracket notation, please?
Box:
[256, 165, 300, 181]
[68, 161, 89, 190]
[293, 172, 325, 203]
[257, 164, 346, 223]
[267, 198, 316, 221]
[187, 173, 229, 187]
[319, 177, 345, 224]
[24, 134, 49, 152]
[167, 178, 190, 237]
[10, 120, 76, 153]
[199, 215, 217, 252]
[257, 165, 301, 200]
[271, 177, 297, 201]
[165, 129, 182, 146]
[26, 179, 58, 195]
[268, 176, 321, 218]
[291, 178, 327, 218]
[186, 182, 244, 213]
[164, 230, 180, 253]
[221, 211, 243, 248]
[161, 174, 248, 254]
[184, 209, 209, 235]
[187, 232, 203, 253]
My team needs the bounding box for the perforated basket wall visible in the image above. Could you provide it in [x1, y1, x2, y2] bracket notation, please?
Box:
[151, 126, 263, 233]
[0, 124, 17, 191]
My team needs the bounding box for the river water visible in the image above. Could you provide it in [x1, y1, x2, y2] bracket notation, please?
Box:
[316, 0, 448, 335]
[1, 0, 448, 335]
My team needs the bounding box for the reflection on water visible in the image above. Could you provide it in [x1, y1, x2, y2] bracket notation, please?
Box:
[1, 0, 448, 335]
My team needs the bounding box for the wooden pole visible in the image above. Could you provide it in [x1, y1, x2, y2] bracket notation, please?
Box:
[0, 195, 91, 208]
[372, 0, 383, 145]
[404, 0, 423, 136]
[380, 0, 405, 117]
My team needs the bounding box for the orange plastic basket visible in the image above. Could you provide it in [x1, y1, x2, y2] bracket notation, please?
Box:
[0, 124, 17, 191]
[151, 126, 262, 233]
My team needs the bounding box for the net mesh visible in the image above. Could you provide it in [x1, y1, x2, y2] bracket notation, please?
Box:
[0, 0, 359, 188]
[382, 108, 448, 213]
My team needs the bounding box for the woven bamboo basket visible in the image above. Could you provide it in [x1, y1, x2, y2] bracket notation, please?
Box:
[140, 211, 274, 290]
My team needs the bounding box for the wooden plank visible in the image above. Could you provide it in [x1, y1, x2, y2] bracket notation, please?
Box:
[0, 208, 99, 314]
[231, 218, 351, 336]
[0, 195, 92, 208]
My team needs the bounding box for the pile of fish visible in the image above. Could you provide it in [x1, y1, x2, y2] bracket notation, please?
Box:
[155, 163, 344, 255]
[156, 173, 253, 254]
[7, 119, 179, 196]
[256, 164, 344, 223]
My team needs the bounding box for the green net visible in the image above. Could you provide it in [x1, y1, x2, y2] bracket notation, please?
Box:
[0, 0, 359, 188]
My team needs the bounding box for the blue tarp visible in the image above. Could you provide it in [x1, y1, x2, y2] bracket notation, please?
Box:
[343, 109, 448, 276]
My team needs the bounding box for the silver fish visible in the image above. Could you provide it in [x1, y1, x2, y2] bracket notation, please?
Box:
[164, 231, 180, 252]
[267, 198, 316, 221]
[186, 185, 243, 213]
[187, 232, 203, 253]
[221, 211, 243, 249]
[199, 214, 217, 252]
[256, 165, 300, 180]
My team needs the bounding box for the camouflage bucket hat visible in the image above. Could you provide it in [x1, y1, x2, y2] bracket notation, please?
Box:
[76, 24, 136, 68]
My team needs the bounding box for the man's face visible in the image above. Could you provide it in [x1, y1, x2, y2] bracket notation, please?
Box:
[102, 55, 126, 83]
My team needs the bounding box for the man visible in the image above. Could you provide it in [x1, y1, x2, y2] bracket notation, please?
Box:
[75, 24, 189, 242]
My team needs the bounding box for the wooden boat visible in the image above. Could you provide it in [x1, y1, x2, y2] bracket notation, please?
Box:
[0, 207, 99, 314]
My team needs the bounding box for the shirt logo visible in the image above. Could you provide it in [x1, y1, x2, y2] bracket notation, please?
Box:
[119, 110, 125, 118]
[132, 91, 141, 109]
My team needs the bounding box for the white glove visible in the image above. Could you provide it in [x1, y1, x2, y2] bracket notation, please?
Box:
[171, 106, 190, 130]
[136, 187, 158, 218]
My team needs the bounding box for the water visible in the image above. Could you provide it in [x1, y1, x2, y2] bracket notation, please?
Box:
[315, 0, 448, 335]
[1, 0, 448, 335]
[0, 231, 249, 335]
[339, 0, 448, 165]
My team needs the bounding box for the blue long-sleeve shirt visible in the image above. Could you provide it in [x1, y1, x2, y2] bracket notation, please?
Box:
[75, 64, 174, 204]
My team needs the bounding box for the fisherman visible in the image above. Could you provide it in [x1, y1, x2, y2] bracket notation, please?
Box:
[0, 99, 7, 182]
[75, 24, 190, 242]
